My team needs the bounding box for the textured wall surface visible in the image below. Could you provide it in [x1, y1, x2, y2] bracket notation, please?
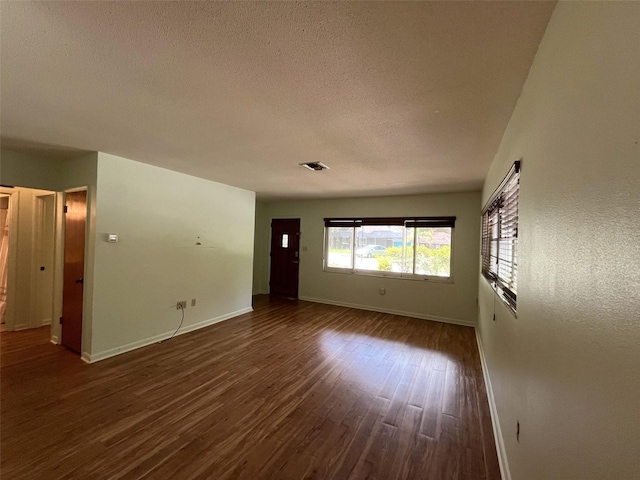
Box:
[478, 3, 640, 479]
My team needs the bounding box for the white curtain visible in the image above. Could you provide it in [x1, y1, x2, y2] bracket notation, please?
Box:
[0, 199, 9, 323]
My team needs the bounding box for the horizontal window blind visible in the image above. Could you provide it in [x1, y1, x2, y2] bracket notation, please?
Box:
[325, 216, 456, 228]
[481, 161, 520, 311]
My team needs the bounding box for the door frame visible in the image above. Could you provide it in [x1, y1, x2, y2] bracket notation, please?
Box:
[268, 217, 301, 298]
[50, 191, 66, 345]
[0, 188, 19, 331]
[29, 193, 56, 329]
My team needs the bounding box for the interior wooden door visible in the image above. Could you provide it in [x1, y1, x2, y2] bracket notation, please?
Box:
[269, 219, 300, 298]
[62, 191, 86, 354]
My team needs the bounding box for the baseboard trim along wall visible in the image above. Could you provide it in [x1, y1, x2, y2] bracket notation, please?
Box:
[475, 328, 510, 480]
[50, 335, 59, 345]
[85, 307, 253, 363]
[298, 296, 474, 327]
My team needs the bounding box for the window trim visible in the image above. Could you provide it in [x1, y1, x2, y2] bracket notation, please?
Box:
[323, 216, 455, 282]
[481, 160, 520, 314]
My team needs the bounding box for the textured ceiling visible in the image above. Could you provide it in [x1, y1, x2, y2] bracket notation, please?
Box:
[0, 1, 555, 200]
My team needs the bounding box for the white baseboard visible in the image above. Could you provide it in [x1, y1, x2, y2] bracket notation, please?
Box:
[475, 328, 509, 480]
[298, 296, 474, 327]
[84, 307, 253, 364]
[50, 335, 59, 345]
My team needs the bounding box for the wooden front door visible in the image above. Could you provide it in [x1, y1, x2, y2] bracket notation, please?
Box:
[62, 191, 86, 354]
[269, 219, 300, 298]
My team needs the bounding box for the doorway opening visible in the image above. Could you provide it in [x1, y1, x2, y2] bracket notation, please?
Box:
[0, 187, 57, 333]
[0, 193, 11, 330]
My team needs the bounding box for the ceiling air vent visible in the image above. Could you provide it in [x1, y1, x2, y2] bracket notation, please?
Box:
[299, 162, 330, 171]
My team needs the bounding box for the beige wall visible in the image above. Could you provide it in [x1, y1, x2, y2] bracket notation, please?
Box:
[90, 153, 256, 359]
[0, 150, 64, 190]
[0, 149, 98, 192]
[478, 2, 640, 479]
[255, 191, 480, 325]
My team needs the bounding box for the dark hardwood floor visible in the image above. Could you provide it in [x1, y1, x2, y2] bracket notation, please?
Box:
[1, 296, 499, 479]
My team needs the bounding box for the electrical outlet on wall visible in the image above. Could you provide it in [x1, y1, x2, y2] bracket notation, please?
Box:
[191, 299, 196, 307]
[176, 301, 187, 310]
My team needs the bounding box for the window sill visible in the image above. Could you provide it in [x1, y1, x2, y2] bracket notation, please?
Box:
[324, 267, 453, 284]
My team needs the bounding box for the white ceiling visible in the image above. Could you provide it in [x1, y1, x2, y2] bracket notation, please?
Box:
[0, 1, 555, 200]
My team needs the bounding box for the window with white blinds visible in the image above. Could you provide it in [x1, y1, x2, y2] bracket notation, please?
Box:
[481, 161, 520, 313]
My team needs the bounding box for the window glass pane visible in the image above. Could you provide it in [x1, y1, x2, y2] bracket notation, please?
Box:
[395, 227, 414, 274]
[326, 227, 353, 268]
[414, 227, 452, 277]
[281, 233, 289, 248]
[406, 228, 415, 273]
[489, 213, 499, 276]
[354, 226, 399, 272]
